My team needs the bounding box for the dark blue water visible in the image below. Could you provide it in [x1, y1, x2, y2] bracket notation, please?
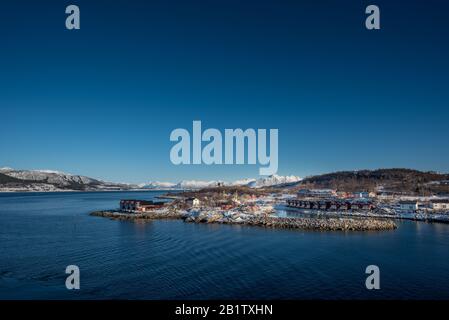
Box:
[1, 191, 449, 300]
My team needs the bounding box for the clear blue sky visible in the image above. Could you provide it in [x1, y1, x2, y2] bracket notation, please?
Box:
[1, 0, 449, 183]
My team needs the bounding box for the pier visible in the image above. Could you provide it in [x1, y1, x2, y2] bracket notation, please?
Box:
[286, 199, 375, 211]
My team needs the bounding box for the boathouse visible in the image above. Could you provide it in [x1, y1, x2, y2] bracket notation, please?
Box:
[398, 200, 418, 212]
[297, 189, 337, 198]
[286, 199, 375, 211]
[120, 200, 165, 213]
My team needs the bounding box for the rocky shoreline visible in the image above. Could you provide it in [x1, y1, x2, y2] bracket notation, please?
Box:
[90, 210, 185, 221]
[90, 210, 397, 231]
[284, 207, 449, 224]
[185, 214, 396, 231]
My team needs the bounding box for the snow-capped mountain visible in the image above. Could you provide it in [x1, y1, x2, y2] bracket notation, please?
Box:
[1, 166, 301, 192]
[174, 180, 222, 189]
[0, 167, 136, 191]
[247, 174, 302, 188]
[230, 178, 257, 186]
[2, 168, 99, 186]
[141, 176, 301, 189]
[138, 181, 177, 189]
[138, 180, 220, 190]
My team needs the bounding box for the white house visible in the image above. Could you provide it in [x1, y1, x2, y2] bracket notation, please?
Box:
[353, 191, 370, 199]
[431, 200, 449, 211]
[186, 197, 200, 207]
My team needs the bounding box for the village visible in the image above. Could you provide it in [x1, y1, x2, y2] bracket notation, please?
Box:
[284, 188, 449, 223]
[89, 182, 449, 231]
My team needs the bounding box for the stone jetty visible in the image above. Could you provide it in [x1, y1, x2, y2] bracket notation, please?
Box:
[252, 216, 396, 231]
[90, 209, 186, 221]
[185, 215, 396, 231]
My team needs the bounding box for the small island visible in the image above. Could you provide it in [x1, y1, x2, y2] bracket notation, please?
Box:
[90, 186, 397, 231]
[90, 169, 449, 231]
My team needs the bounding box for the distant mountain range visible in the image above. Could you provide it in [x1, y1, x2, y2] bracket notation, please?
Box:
[0, 167, 301, 192]
[4, 166, 445, 195]
[134, 169, 449, 196]
[138, 174, 302, 190]
[0, 167, 136, 192]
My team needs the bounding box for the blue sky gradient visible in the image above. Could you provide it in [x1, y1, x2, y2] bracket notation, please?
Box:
[1, 0, 449, 183]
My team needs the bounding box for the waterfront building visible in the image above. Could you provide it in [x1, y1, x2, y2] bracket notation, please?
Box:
[232, 192, 241, 205]
[186, 197, 200, 207]
[220, 202, 235, 210]
[399, 200, 418, 212]
[286, 199, 375, 211]
[297, 189, 337, 198]
[430, 199, 449, 211]
[336, 191, 351, 199]
[119, 200, 165, 213]
[353, 191, 370, 199]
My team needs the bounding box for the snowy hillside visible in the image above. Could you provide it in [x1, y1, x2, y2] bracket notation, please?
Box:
[247, 175, 302, 188]
[175, 180, 221, 189]
[0, 167, 135, 191]
[138, 181, 177, 189]
[0, 167, 301, 192]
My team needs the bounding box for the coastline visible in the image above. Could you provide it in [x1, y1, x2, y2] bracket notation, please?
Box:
[90, 210, 397, 231]
[0, 189, 179, 193]
[283, 207, 449, 224]
[2, 183, 449, 300]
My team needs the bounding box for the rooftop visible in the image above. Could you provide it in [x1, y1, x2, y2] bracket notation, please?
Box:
[398, 200, 418, 204]
[430, 199, 449, 203]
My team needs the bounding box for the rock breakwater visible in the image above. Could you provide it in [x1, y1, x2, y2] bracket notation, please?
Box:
[91, 210, 396, 231]
[243, 216, 396, 231]
[90, 210, 186, 221]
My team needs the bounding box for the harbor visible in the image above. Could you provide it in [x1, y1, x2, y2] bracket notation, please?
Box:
[90, 189, 398, 231]
[90, 183, 449, 231]
[91, 209, 397, 231]
[3, 190, 449, 300]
